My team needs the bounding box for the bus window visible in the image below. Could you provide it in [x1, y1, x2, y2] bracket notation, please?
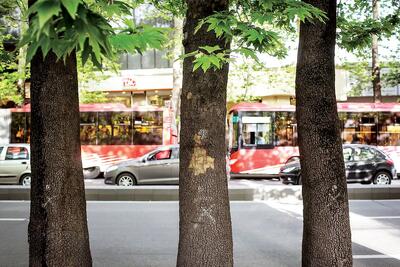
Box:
[228, 113, 239, 149]
[98, 112, 112, 145]
[275, 112, 297, 146]
[340, 112, 377, 145]
[112, 112, 132, 145]
[80, 112, 97, 145]
[11, 113, 28, 143]
[378, 112, 400, 146]
[133, 111, 163, 145]
[241, 111, 273, 146]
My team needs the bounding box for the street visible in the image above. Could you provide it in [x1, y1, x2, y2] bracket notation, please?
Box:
[1, 200, 400, 267]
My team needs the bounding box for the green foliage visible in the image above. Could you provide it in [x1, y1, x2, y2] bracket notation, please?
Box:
[383, 61, 400, 87]
[338, 0, 400, 54]
[180, 0, 327, 72]
[339, 62, 372, 97]
[19, 0, 168, 69]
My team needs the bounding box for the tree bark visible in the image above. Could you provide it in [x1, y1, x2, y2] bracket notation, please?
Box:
[295, 1, 352, 266]
[28, 50, 92, 266]
[372, 0, 382, 103]
[177, 0, 233, 266]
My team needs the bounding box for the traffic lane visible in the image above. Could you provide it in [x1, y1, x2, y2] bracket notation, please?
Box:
[1, 201, 400, 267]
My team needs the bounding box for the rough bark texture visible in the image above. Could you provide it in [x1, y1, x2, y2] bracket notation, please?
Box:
[28, 50, 92, 266]
[372, 0, 382, 103]
[295, 1, 353, 266]
[177, 0, 233, 266]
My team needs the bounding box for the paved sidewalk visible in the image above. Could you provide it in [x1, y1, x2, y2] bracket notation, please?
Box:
[1, 200, 400, 266]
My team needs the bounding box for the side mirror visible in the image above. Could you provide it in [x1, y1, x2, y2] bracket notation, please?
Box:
[142, 158, 146, 163]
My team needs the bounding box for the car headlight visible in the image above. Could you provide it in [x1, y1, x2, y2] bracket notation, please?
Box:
[281, 166, 297, 173]
[106, 165, 118, 172]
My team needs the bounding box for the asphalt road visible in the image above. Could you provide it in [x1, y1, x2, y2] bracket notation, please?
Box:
[1, 200, 400, 267]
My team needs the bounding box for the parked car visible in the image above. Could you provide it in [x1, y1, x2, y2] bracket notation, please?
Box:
[104, 145, 179, 186]
[280, 144, 396, 185]
[0, 144, 101, 186]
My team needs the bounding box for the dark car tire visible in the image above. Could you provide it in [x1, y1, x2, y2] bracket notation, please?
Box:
[116, 173, 137, 186]
[297, 175, 302, 185]
[19, 174, 32, 186]
[373, 171, 392, 185]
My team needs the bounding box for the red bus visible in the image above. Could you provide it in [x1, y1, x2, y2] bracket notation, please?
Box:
[228, 102, 400, 177]
[1, 103, 175, 171]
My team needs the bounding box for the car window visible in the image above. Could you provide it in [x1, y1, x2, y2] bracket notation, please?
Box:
[148, 150, 171, 161]
[353, 147, 375, 161]
[0, 147, 3, 155]
[170, 148, 179, 159]
[5, 147, 29, 160]
[343, 147, 353, 161]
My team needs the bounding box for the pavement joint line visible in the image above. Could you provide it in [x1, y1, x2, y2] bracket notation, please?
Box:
[353, 254, 400, 259]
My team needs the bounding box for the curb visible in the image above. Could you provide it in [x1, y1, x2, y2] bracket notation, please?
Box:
[0, 185, 400, 201]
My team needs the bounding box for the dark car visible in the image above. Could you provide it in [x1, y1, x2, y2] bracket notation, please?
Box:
[280, 144, 396, 185]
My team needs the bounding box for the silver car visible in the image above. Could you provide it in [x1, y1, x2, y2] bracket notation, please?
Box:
[104, 145, 179, 186]
[0, 143, 101, 186]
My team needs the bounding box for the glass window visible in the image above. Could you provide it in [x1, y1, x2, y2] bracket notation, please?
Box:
[112, 112, 132, 145]
[343, 147, 353, 161]
[133, 111, 163, 145]
[339, 112, 377, 145]
[5, 146, 29, 160]
[378, 112, 400, 146]
[228, 113, 239, 149]
[149, 150, 171, 161]
[241, 111, 273, 146]
[171, 147, 179, 159]
[353, 147, 375, 161]
[80, 112, 97, 145]
[0, 147, 3, 155]
[98, 112, 112, 145]
[141, 50, 155, 69]
[11, 113, 28, 143]
[275, 112, 297, 146]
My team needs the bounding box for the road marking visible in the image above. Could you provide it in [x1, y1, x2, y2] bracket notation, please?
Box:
[354, 254, 400, 259]
[0, 218, 27, 221]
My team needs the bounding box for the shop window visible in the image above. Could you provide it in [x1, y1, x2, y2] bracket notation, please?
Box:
[80, 112, 97, 145]
[133, 111, 163, 145]
[98, 112, 112, 145]
[378, 112, 400, 146]
[275, 112, 297, 146]
[11, 113, 29, 143]
[112, 112, 132, 145]
[339, 112, 377, 145]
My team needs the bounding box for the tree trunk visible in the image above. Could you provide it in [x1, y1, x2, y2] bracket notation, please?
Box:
[177, 0, 233, 266]
[295, 1, 352, 266]
[372, 0, 382, 103]
[28, 50, 92, 266]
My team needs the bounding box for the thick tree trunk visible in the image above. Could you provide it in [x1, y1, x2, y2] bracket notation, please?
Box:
[28, 50, 92, 266]
[295, 1, 352, 266]
[177, 0, 233, 266]
[372, 0, 382, 103]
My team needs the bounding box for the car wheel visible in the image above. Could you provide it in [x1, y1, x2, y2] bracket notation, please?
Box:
[116, 173, 136, 186]
[20, 174, 31, 186]
[373, 171, 392, 185]
[297, 175, 302, 185]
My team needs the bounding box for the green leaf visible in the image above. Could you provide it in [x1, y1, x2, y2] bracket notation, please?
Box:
[34, 0, 61, 29]
[199, 45, 221, 54]
[61, 0, 81, 19]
